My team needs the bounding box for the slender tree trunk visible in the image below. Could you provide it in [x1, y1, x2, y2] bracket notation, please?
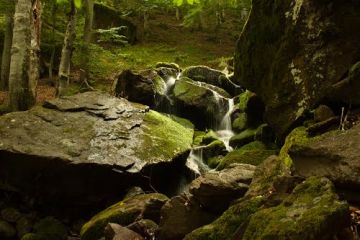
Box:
[143, 9, 149, 37]
[80, 0, 93, 88]
[8, 0, 41, 111]
[175, 7, 180, 21]
[0, 7, 14, 91]
[48, 0, 57, 86]
[58, 0, 77, 96]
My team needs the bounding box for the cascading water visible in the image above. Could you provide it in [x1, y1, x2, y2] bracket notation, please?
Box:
[217, 98, 235, 151]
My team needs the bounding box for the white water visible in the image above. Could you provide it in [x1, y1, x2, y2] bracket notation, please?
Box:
[185, 147, 210, 176]
[165, 72, 180, 94]
[217, 98, 235, 151]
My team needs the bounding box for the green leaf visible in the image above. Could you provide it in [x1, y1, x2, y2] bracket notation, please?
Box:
[74, 0, 82, 8]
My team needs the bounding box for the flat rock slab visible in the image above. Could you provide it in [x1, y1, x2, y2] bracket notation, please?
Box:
[0, 92, 193, 205]
[290, 124, 360, 190]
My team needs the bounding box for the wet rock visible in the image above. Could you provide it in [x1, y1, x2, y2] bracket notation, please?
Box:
[33, 217, 67, 240]
[234, 0, 360, 138]
[189, 163, 255, 213]
[112, 69, 166, 106]
[242, 177, 350, 240]
[81, 193, 168, 240]
[289, 123, 360, 192]
[127, 219, 158, 240]
[158, 194, 216, 240]
[0, 220, 16, 239]
[181, 66, 241, 96]
[0, 92, 193, 205]
[1, 207, 21, 223]
[171, 77, 229, 129]
[104, 223, 144, 240]
[217, 141, 277, 170]
[230, 124, 275, 149]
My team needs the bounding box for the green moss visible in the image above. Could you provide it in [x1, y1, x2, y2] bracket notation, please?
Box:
[279, 127, 310, 168]
[232, 112, 248, 132]
[217, 141, 277, 170]
[242, 177, 350, 240]
[207, 155, 223, 169]
[193, 131, 206, 146]
[229, 128, 257, 148]
[80, 193, 168, 240]
[238, 90, 255, 112]
[136, 110, 193, 163]
[201, 130, 220, 145]
[173, 78, 208, 102]
[184, 196, 265, 240]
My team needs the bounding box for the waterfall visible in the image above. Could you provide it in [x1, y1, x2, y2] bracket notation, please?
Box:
[217, 98, 235, 151]
[185, 147, 210, 176]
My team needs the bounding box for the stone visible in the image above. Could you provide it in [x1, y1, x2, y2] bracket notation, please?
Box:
[127, 219, 158, 240]
[0, 220, 16, 239]
[171, 77, 229, 129]
[181, 65, 242, 96]
[230, 124, 275, 149]
[289, 123, 360, 192]
[217, 141, 277, 170]
[80, 193, 168, 240]
[189, 163, 255, 213]
[183, 196, 265, 240]
[112, 69, 166, 107]
[20, 233, 45, 240]
[0, 92, 193, 205]
[33, 217, 67, 240]
[234, 0, 360, 138]
[242, 177, 350, 240]
[104, 223, 144, 240]
[314, 105, 335, 123]
[1, 207, 21, 223]
[158, 194, 216, 240]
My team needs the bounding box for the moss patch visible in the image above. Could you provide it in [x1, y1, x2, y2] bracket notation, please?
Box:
[184, 196, 265, 240]
[136, 110, 194, 163]
[242, 177, 350, 240]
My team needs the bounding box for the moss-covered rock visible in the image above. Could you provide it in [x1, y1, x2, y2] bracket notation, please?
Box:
[184, 196, 265, 240]
[181, 65, 241, 96]
[80, 193, 169, 240]
[155, 62, 180, 72]
[242, 177, 350, 240]
[33, 217, 67, 240]
[217, 141, 277, 170]
[229, 124, 273, 149]
[234, 0, 360, 138]
[172, 77, 229, 129]
[0, 92, 193, 206]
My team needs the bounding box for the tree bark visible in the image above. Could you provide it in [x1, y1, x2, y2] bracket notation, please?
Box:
[80, 0, 94, 87]
[57, 0, 77, 96]
[0, 7, 14, 91]
[8, 0, 41, 111]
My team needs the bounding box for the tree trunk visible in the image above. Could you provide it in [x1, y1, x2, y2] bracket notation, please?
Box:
[0, 7, 14, 91]
[58, 0, 77, 96]
[8, 0, 41, 111]
[80, 0, 93, 87]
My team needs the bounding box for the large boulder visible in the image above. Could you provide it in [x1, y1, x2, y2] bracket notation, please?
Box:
[112, 69, 166, 107]
[235, 0, 360, 137]
[185, 177, 349, 240]
[242, 177, 350, 240]
[158, 194, 216, 240]
[189, 163, 255, 213]
[181, 66, 242, 96]
[0, 92, 193, 205]
[289, 123, 360, 194]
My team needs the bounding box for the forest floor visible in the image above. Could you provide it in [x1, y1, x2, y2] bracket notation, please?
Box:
[0, 10, 244, 107]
